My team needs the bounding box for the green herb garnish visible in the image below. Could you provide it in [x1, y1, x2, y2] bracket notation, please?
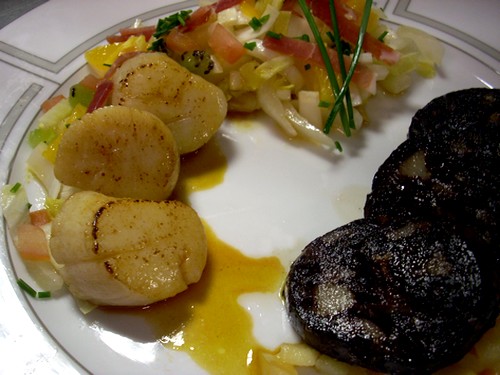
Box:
[319, 100, 331, 108]
[377, 30, 389, 42]
[249, 14, 271, 30]
[244, 41, 258, 51]
[17, 278, 51, 299]
[297, 0, 373, 135]
[327, 0, 373, 134]
[149, 10, 192, 51]
[266, 31, 282, 39]
[297, 34, 310, 42]
[9, 182, 22, 193]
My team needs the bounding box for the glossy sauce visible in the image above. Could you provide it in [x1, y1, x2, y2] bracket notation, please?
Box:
[151, 137, 286, 374]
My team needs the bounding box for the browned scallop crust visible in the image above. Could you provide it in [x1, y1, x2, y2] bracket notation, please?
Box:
[285, 219, 499, 374]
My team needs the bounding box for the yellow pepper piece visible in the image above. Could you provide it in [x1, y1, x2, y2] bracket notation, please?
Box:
[43, 103, 87, 163]
[240, 0, 259, 18]
[84, 35, 149, 78]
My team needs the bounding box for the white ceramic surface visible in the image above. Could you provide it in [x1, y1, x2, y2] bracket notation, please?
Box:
[0, 1, 499, 374]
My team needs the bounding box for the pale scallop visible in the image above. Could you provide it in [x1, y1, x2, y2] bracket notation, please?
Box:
[54, 106, 180, 201]
[111, 52, 227, 154]
[50, 191, 208, 306]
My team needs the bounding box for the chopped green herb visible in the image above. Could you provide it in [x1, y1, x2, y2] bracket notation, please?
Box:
[319, 100, 331, 108]
[244, 41, 258, 51]
[37, 291, 52, 299]
[377, 30, 389, 42]
[335, 141, 343, 152]
[17, 278, 37, 298]
[297, 34, 310, 42]
[10, 182, 22, 193]
[249, 14, 270, 30]
[149, 10, 192, 51]
[266, 31, 281, 40]
[17, 278, 52, 299]
[103, 63, 112, 67]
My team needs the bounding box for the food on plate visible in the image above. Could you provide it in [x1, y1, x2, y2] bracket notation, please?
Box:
[285, 218, 498, 374]
[50, 191, 207, 306]
[365, 88, 500, 280]
[285, 88, 500, 373]
[54, 105, 180, 201]
[110, 52, 228, 154]
[84, 0, 443, 149]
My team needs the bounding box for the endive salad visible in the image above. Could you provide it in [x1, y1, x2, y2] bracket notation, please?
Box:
[85, 0, 443, 149]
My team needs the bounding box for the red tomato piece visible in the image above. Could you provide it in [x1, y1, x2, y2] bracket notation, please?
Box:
[16, 223, 50, 261]
[29, 209, 51, 227]
[208, 23, 247, 64]
[181, 5, 216, 32]
[41, 95, 65, 113]
[165, 28, 203, 54]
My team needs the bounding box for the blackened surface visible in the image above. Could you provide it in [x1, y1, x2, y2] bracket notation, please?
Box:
[285, 219, 498, 374]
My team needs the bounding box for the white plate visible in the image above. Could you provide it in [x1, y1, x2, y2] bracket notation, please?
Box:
[1, 0, 499, 374]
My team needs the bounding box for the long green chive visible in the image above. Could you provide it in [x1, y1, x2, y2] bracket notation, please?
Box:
[298, 0, 373, 135]
[297, 0, 349, 135]
[327, 0, 373, 133]
[325, 0, 354, 135]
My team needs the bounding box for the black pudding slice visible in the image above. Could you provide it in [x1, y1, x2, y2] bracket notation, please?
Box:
[364, 88, 500, 279]
[285, 219, 499, 375]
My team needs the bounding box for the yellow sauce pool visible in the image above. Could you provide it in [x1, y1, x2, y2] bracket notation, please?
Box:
[152, 137, 285, 374]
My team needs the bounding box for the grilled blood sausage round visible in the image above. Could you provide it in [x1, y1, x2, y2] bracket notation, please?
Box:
[286, 88, 500, 374]
[285, 219, 498, 374]
[365, 88, 500, 282]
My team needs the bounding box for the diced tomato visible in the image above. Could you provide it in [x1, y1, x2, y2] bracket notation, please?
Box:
[16, 223, 50, 261]
[208, 23, 247, 64]
[165, 28, 203, 54]
[86, 80, 113, 113]
[29, 209, 51, 227]
[106, 25, 156, 43]
[41, 95, 65, 113]
[306, 0, 399, 64]
[79, 74, 100, 90]
[181, 5, 216, 32]
[214, 0, 244, 12]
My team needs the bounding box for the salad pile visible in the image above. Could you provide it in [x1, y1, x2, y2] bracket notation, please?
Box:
[85, 0, 443, 149]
